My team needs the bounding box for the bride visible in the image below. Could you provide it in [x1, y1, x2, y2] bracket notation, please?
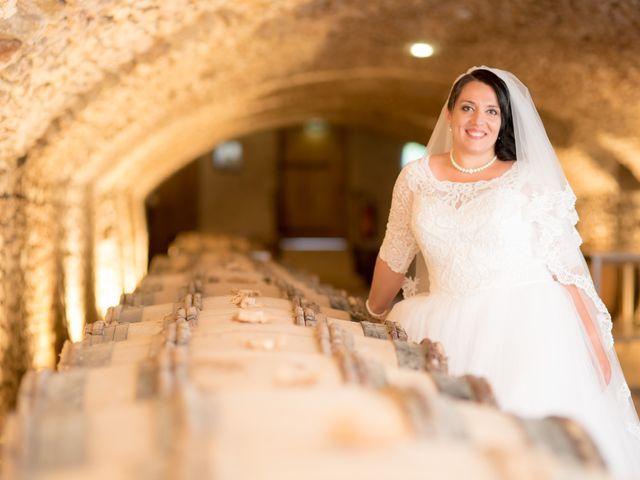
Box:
[366, 66, 640, 477]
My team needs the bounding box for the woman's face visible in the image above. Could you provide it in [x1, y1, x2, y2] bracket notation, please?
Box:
[447, 80, 501, 156]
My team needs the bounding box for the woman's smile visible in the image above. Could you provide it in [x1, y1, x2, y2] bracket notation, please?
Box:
[465, 128, 488, 139]
[448, 80, 501, 156]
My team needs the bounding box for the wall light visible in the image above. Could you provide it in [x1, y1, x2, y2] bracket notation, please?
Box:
[213, 140, 243, 171]
[401, 142, 426, 168]
[304, 118, 329, 138]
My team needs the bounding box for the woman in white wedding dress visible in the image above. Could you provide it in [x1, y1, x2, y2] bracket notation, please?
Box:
[366, 66, 640, 478]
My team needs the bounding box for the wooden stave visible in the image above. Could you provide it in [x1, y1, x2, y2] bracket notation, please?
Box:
[26, 347, 496, 416]
[119, 282, 287, 306]
[64, 313, 497, 408]
[64, 322, 445, 386]
[4, 383, 608, 479]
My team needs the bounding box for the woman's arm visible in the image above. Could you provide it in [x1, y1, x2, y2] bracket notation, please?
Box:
[367, 256, 406, 315]
[561, 282, 612, 385]
[367, 165, 419, 316]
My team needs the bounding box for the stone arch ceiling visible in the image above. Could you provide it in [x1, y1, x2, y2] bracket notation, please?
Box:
[0, 0, 639, 411]
[1, 0, 639, 196]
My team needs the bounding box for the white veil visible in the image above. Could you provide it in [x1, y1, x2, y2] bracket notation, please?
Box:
[415, 66, 640, 442]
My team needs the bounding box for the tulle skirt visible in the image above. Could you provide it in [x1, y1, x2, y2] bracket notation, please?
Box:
[388, 279, 640, 478]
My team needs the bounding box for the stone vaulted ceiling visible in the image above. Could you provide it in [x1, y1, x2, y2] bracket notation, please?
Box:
[0, 0, 639, 197]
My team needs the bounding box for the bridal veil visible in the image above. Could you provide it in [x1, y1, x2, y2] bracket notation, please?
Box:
[413, 66, 640, 445]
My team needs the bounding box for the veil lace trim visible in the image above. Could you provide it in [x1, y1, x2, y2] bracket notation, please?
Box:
[528, 184, 615, 350]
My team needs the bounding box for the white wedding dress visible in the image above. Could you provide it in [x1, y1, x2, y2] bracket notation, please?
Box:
[380, 154, 640, 478]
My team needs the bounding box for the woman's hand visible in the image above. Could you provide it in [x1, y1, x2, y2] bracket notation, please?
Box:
[561, 281, 612, 386]
[367, 256, 406, 315]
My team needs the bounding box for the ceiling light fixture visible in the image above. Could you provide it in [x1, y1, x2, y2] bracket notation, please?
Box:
[409, 42, 434, 58]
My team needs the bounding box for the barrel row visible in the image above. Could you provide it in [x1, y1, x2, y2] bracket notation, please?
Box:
[2, 234, 611, 479]
[75, 298, 455, 398]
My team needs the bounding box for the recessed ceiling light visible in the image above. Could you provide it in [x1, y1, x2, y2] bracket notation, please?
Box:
[410, 42, 434, 58]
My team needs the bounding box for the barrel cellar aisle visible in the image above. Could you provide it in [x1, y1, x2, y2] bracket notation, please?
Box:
[2, 234, 614, 479]
[2, 1, 640, 478]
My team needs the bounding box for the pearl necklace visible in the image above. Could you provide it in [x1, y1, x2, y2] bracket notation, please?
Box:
[450, 151, 497, 174]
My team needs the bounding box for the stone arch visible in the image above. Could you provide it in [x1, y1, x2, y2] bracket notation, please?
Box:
[1, 0, 640, 416]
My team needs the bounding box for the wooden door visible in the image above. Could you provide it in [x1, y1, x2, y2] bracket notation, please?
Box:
[277, 123, 347, 237]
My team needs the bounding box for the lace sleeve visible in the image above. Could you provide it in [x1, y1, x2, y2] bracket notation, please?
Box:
[528, 185, 583, 268]
[379, 166, 419, 274]
[527, 183, 614, 349]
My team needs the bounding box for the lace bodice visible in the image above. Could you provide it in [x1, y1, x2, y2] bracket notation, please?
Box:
[379, 156, 552, 295]
[379, 154, 640, 448]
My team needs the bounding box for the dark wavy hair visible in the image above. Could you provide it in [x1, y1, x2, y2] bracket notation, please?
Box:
[446, 69, 516, 161]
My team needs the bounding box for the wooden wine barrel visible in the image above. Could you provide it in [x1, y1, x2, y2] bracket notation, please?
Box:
[148, 253, 192, 273]
[25, 346, 473, 414]
[17, 365, 159, 412]
[137, 271, 269, 296]
[170, 232, 252, 252]
[3, 383, 608, 479]
[64, 320, 449, 378]
[108, 294, 294, 325]
[2, 398, 165, 478]
[62, 327, 485, 418]
[207, 385, 606, 471]
[3, 234, 612, 479]
[213, 441, 609, 480]
[64, 309, 470, 403]
[119, 282, 287, 306]
[88, 295, 388, 348]
[108, 294, 350, 326]
[146, 249, 257, 273]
